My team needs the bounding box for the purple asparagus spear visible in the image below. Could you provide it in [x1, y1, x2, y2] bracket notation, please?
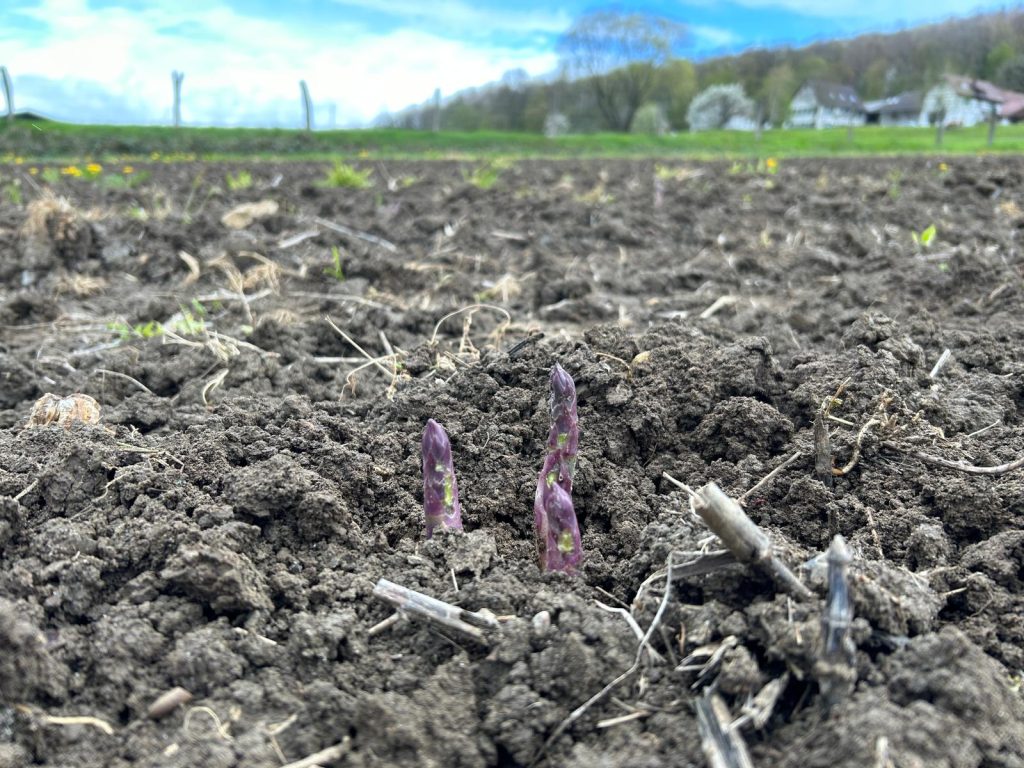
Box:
[534, 453, 583, 572]
[546, 363, 579, 493]
[422, 419, 463, 538]
[534, 364, 583, 572]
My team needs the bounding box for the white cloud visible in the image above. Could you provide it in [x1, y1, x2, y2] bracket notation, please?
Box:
[1, 0, 558, 126]
[690, 24, 741, 49]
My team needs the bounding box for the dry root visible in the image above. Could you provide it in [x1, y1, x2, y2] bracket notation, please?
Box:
[19, 194, 93, 273]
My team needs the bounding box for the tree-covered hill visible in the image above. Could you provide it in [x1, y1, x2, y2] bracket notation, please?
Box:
[381, 9, 1024, 133]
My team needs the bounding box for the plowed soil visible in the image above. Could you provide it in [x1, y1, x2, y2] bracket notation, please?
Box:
[1, 157, 1023, 768]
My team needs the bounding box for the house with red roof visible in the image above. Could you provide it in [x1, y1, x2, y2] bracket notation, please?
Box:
[920, 74, 1024, 127]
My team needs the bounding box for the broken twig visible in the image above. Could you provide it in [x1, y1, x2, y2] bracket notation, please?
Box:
[895, 446, 1024, 476]
[695, 483, 812, 601]
[312, 216, 397, 252]
[928, 348, 952, 379]
[695, 691, 754, 768]
[739, 450, 803, 503]
[280, 738, 351, 768]
[814, 408, 834, 490]
[815, 535, 856, 709]
[371, 578, 497, 644]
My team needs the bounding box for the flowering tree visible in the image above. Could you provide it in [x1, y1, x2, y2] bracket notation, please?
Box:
[686, 84, 755, 131]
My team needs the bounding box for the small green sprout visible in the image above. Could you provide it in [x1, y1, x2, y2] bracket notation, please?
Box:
[321, 161, 373, 189]
[912, 224, 937, 248]
[108, 320, 163, 341]
[324, 246, 345, 281]
[465, 159, 511, 190]
[226, 170, 253, 191]
[3, 180, 22, 205]
[171, 305, 206, 336]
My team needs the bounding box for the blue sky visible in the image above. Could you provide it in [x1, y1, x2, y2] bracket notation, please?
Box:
[0, 0, 1007, 127]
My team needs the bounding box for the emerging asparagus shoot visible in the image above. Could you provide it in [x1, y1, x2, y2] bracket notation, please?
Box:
[534, 364, 583, 572]
[546, 363, 579, 493]
[535, 454, 583, 572]
[422, 419, 463, 538]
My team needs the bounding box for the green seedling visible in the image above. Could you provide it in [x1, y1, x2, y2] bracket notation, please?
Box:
[887, 170, 902, 200]
[912, 224, 937, 248]
[102, 170, 151, 190]
[465, 159, 511, 190]
[324, 246, 345, 281]
[3, 181, 22, 205]
[321, 161, 373, 189]
[171, 304, 206, 336]
[108, 301, 207, 342]
[108, 320, 163, 341]
[40, 167, 61, 185]
[226, 170, 253, 191]
[654, 164, 676, 180]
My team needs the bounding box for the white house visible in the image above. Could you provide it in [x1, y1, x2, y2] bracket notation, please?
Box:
[863, 91, 923, 126]
[787, 81, 864, 128]
[920, 75, 1002, 127]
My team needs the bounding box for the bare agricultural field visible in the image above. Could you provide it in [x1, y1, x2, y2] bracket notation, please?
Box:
[0, 157, 1022, 767]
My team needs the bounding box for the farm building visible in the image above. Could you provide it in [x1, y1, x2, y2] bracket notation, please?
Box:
[863, 91, 922, 126]
[920, 74, 1007, 126]
[787, 81, 864, 128]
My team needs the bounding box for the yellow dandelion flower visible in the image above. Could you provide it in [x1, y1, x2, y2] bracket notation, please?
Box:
[765, 157, 778, 170]
[61, 165, 82, 177]
[86, 162, 102, 175]
[29, 167, 38, 175]
[14, 157, 25, 165]
[123, 165, 134, 175]
[938, 162, 949, 172]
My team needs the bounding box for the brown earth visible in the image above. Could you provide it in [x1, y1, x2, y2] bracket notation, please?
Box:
[0, 156, 1023, 768]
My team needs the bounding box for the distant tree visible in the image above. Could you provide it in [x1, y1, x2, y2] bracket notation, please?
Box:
[491, 69, 530, 131]
[997, 54, 1024, 91]
[686, 84, 754, 131]
[523, 87, 549, 133]
[796, 55, 832, 83]
[698, 58, 740, 89]
[859, 58, 891, 100]
[760, 63, 797, 126]
[445, 97, 484, 131]
[630, 103, 669, 134]
[558, 10, 686, 131]
[652, 59, 697, 129]
[986, 41, 1017, 79]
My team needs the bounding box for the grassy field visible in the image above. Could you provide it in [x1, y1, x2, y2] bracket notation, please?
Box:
[2, 118, 1024, 160]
